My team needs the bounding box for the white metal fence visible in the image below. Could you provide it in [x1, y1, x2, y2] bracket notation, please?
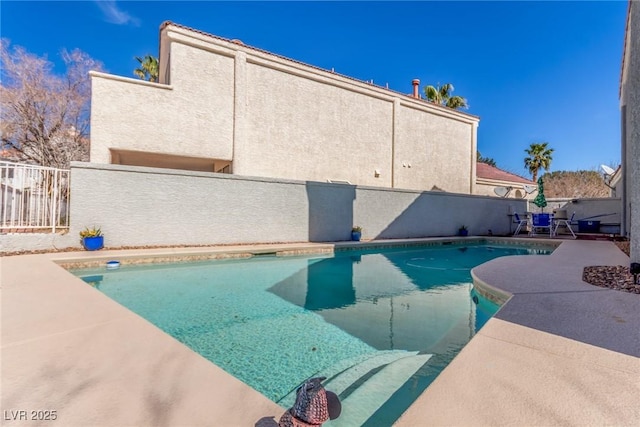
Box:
[0, 161, 70, 232]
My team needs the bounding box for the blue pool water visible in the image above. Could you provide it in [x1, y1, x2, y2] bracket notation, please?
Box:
[73, 242, 552, 426]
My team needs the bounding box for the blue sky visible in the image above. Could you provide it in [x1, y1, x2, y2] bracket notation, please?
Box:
[1, 1, 628, 178]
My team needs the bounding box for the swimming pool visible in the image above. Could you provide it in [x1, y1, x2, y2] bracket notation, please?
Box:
[73, 242, 552, 426]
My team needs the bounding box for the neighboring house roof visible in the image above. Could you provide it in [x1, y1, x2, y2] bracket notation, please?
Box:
[476, 162, 534, 185]
[159, 21, 479, 120]
[609, 164, 623, 187]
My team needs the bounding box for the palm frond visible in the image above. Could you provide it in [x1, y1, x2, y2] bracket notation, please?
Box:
[132, 54, 159, 82]
[424, 85, 440, 103]
[446, 96, 468, 109]
[440, 83, 453, 99]
[423, 82, 468, 109]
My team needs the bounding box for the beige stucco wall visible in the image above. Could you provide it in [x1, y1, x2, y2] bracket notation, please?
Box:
[475, 180, 534, 199]
[90, 43, 235, 164]
[237, 62, 393, 186]
[621, 1, 639, 263]
[394, 104, 474, 193]
[89, 24, 479, 193]
[90, 76, 172, 163]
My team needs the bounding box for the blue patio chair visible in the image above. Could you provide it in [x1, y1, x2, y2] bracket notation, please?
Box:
[553, 212, 576, 239]
[531, 213, 552, 237]
[513, 213, 529, 236]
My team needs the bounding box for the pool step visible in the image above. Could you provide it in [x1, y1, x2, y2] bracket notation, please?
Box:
[325, 353, 432, 427]
[278, 351, 432, 427]
[322, 351, 420, 397]
[278, 350, 413, 408]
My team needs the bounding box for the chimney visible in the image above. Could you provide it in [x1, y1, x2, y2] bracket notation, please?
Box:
[412, 79, 420, 98]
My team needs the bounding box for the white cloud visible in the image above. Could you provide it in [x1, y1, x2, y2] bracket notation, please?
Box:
[94, 1, 140, 26]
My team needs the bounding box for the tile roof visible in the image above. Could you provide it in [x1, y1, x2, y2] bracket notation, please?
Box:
[159, 21, 480, 120]
[476, 162, 533, 184]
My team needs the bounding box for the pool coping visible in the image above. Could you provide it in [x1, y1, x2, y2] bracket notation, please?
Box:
[2, 237, 638, 426]
[53, 236, 558, 269]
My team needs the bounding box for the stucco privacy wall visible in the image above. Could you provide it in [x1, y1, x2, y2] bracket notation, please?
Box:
[0, 232, 77, 254]
[89, 23, 479, 193]
[543, 199, 622, 223]
[68, 163, 524, 248]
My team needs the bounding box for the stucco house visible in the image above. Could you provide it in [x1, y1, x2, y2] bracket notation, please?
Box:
[620, 0, 639, 263]
[89, 21, 480, 194]
[474, 162, 536, 199]
[603, 165, 622, 198]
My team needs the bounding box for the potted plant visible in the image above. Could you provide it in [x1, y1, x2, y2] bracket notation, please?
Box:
[80, 226, 104, 251]
[458, 225, 469, 237]
[351, 226, 362, 241]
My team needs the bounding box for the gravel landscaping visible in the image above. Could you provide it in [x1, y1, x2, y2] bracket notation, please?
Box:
[582, 241, 639, 294]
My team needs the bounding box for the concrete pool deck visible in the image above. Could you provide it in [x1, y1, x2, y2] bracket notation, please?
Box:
[397, 239, 639, 426]
[1, 238, 639, 426]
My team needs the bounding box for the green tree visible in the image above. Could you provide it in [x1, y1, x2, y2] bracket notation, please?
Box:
[424, 83, 468, 110]
[524, 142, 554, 182]
[477, 151, 497, 167]
[133, 54, 158, 82]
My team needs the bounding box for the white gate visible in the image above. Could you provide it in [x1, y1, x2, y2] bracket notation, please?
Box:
[0, 162, 70, 232]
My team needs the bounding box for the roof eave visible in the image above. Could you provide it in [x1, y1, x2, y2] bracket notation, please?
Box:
[158, 21, 480, 121]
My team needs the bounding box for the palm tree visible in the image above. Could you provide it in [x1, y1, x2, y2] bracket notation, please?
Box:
[524, 142, 554, 182]
[477, 151, 497, 167]
[424, 83, 468, 110]
[133, 55, 158, 82]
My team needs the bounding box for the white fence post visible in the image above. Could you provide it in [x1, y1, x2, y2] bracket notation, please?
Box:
[0, 162, 70, 232]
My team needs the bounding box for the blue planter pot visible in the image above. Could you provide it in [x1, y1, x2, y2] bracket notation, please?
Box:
[459, 229, 468, 237]
[351, 231, 362, 241]
[82, 236, 104, 251]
